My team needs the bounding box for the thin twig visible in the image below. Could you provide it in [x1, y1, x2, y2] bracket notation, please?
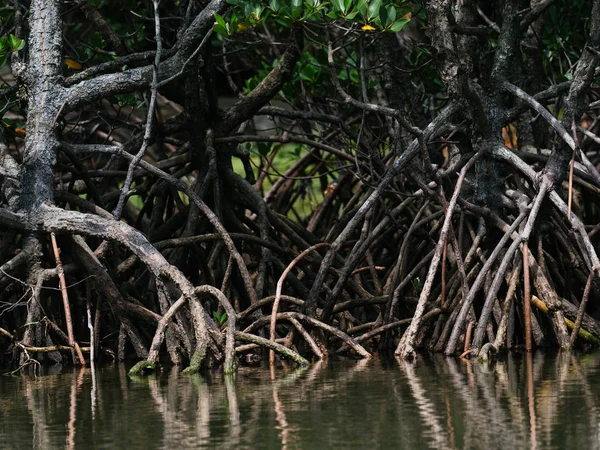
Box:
[570, 265, 600, 347]
[50, 233, 86, 365]
[113, 0, 162, 218]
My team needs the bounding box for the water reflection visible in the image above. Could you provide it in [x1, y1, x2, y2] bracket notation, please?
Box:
[1, 353, 600, 449]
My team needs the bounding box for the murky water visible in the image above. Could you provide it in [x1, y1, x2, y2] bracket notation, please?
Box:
[1, 352, 599, 449]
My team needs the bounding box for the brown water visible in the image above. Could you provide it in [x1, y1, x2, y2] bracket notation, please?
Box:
[1, 352, 599, 449]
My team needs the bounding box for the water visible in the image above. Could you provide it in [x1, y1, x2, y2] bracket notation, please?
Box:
[1, 352, 599, 449]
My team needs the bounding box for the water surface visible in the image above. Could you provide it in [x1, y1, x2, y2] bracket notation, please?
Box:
[1, 353, 599, 449]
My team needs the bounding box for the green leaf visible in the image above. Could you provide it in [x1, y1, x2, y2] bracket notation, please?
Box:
[269, 0, 280, 12]
[345, 9, 359, 19]
[8, 34, 24, 51]
[252, 3, 264, 20]
[379, 7, 387, 26]
[367, 0, 381, 20]
[332, 0, 345, 12]
[389, 18, 409, 32]
[89, 32, 106, 49]
[300, 63, 320, 82]
[291, 6, 303, 20]
[114, 93, 138, 107]
[213, 14, 231, 36]
[213, 23, 228, 35]
[355, 0, 367, 19]
[386, 6, 396, 24]
[214, 14, 227, 29]
[212, 311, 228, 325]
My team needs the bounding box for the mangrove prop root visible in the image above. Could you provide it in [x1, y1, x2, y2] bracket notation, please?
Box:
[234, 331, 309, 367]
[270, 242, 331, 366]
[4, 3, 600, 373]
[531, 296, 600, 346]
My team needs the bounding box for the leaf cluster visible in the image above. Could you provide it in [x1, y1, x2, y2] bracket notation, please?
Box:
[213, 311, 228, 326]
[214, 0, 411, 36]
